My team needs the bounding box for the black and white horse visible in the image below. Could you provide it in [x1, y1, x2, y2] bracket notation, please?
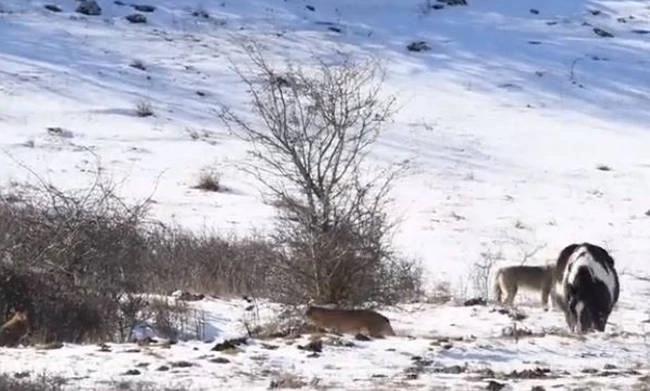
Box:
[553, 243, 620, 333]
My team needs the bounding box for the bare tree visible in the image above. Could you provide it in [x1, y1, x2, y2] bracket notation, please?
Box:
[220, 43, 421, 306]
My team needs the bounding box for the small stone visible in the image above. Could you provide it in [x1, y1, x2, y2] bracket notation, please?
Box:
[170, 361, 194, 368]
[126, 13, 147, 23]
[297, 339, 322, 353]
[486, 380, 505, 391]
[407, 41, 430, 52]
[593, 27, 614, 38]
[438, 0, 467, 5]
[212, 337, 248, 352]
[192, 9, 209, 18]
[44, 4, 62, 12]
[133, 4, 156, 12]
[76, 0, 101, 16]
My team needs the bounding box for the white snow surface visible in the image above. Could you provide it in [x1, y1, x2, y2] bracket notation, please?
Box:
[1, 0, 650, 389]
[2, 296, 649, 390]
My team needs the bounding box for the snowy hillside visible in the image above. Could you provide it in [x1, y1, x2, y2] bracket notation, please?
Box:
[0, 0, 649, 389]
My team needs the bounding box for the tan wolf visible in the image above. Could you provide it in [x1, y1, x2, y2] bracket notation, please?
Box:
[305, 305, 396, 338]
[0, 310, 30, 347]
[493, 264, 555, 309]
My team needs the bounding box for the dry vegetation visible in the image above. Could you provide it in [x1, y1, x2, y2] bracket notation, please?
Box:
[135, 100, 154, 117]
[0, 373, 194, 391]
[0, 373, 65, 391]
[0, 47, 422, 344]
[193, 168, 223, 192]
[220, 42, 422, 306]
[0, 171, 277, 344]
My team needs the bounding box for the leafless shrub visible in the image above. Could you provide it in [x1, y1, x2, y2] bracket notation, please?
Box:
[142, 227, 278, 297]
[143, 298, 189, 342]
[0, 157, 271, 342]
[269, 372, 308, 389]
[247, 305, 318, 339]
[0, 373, 66, 391]
[220, 42, 422, 306]
[0, 156, 155, 343]
[106, 381, 192, 391]
[118, 294, 151, 341]
[426, 281, 453, 304]
[193, 168, 222, 192]
[0, 154, 281, 343]
[468, 249, 502, 300]
[135, 99, 154, 117]
[467, 244, 546, 302]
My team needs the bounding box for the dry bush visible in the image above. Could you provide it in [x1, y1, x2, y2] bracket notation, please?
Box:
[269, 372, 308, 389]
[117, 294, 207, 343]
[0, 373, 65, 391]
[472, 244, 546, 302]
[246, 305, 319, 339]
[265, 213, 423, 305]
[135, 99, 154, 117]
[104, 381, 192, 391]
[467, 249, 502, 300]
[1, 149, 362, 343]
[220, 42, 422, 306]
[142, 298, 206, 342]
[426, 281, 453, 304]
[0, 171, 152, 342]
[0, 163, 276, 343]
[142, 227, 278, 298]
[193, 168, 223, 192]
[117, 294, 152, 341]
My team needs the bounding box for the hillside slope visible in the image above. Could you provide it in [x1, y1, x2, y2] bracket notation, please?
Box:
[2, 0, 649, 288]
[0, 0, 649, 388]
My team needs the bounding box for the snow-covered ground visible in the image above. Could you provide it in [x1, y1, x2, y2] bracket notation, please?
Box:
[1, 296, 649, 390]
[1, 0, 649, 389]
